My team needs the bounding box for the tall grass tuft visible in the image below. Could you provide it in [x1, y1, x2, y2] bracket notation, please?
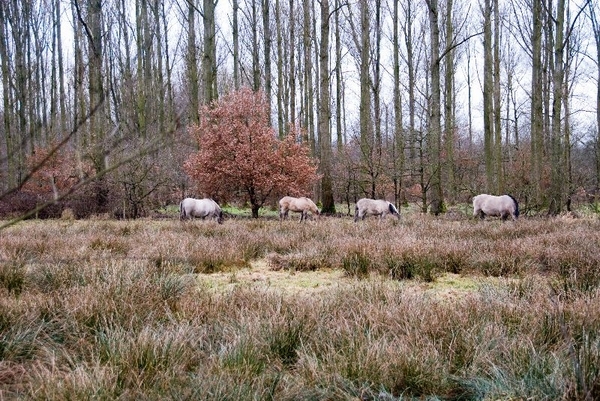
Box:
[341, 248, 371, 278]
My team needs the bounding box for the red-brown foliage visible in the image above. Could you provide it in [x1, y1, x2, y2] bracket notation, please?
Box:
[12, 143, 97, 218]
[184, 88, 320, 217]
[22, 143, 90, 197]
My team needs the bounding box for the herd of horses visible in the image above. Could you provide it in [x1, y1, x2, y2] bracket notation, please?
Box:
[179, 193, 519, 224]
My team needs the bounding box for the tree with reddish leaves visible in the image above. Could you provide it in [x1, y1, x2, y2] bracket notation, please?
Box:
[184, 88, 320, 218]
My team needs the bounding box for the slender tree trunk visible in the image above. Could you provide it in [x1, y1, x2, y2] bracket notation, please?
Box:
[393, 0, 404, 206]
[372, 0, 383, 198]
[426, 0, 443, 215]
[161, 1, 174, 120]
[263, 0, 272, 125]
[319, 0, 335, 214]
[232, 0, 240, 90]
[289, 0, 296, 125]
[335, 0, 343, 150]
[55, 0, 66, 136]
[444, 0, 455, 202]
[591, 3, 600, 192]
[358, 1, 372, 196]
[483, 0, 494, 193]
[275, 0, 284, 137]
[549, 0, 565, 215]
[302, 0, 315, 153]
[402, 1, 417, 178]
[0, 3, 15, 189]
[136, 0, 148, 137]
[203, 0, 218, 104]
[187, 0, 199, 122]
[493, 0, 503, 193]
[251, 0, 261, 91]
[153, 0, 165, 136]
[531, 0, 543, 207]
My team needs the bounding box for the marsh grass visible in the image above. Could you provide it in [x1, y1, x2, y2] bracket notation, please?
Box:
[1, 215, 600, 399]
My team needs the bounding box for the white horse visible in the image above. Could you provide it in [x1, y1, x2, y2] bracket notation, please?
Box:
[354, 198, 400, 222]
[472, 194, 519, 221]
[279, 196, 320, 222]
[180, 198, 224, 224]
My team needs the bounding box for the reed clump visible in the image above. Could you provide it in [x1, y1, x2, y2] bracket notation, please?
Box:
[0, 215, 599, 399]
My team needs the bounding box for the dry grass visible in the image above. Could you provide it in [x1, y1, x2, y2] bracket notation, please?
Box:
[1, 214, 600, 399]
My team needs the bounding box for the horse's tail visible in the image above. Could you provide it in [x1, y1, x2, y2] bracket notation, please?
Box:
[354, 204, 360, 222]
[507, 195, 519, 218]
[179, 201, 186, 220]
[388, 203, 400, 216]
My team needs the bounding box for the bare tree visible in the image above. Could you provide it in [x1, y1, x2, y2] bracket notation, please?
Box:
[318, 0, 335, 214]
[426, 0, 444, 215]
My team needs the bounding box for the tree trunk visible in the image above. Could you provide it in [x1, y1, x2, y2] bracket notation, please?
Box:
[187, 0, 200, 121]
[302, 0, 315, 153]
[358, 1, 372, 196]
[335, 0, 344, 150]
[531, 0, 543, 207]
[444, 0, 455, 201]
[289, 0, 296, 125]
[203, 0, 218, 104]
[426, 0, 444, 215]
[251, 0, 261, 91]
[493, 0, 503, 194]
[318, 0, 335, 214]
[0, 3, 15, 190]
[548, 0, 565, 215]
[393, 0, 404, 207]
[483, 0, 494, 193]
[232, 0, 240, 90]
[275, 0, 284, 137]
[263, 0, 272, 125]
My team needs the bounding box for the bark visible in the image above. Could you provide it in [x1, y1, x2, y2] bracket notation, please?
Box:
[549, 0, 566, 215]
[393, 0, 404, 207]
[203, 0, 218, 104]
[335, 0, 343, 150]
[302, 0, 315, 153]
[275, 0, 284, 137]
[263, 0, 272, 125]
[0, 3, 15, 189]
[493, 0, 503, 193]
[358, 1, 372, 196]
[251, 0, 260, 91]
[426, 0, 443, 215]
[444, 0, 455, 201]
[289, 0, 296, 125]
[187, 0, 199, 122]
[318, 0, 335, 214]
[232, 0, 240, 89]
[483, 0, 494, 193]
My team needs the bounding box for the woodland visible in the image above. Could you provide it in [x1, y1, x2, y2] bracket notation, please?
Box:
[0, 0, 600, 219]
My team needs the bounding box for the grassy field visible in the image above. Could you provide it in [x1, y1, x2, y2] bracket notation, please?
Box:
[1, 212, 600, 399]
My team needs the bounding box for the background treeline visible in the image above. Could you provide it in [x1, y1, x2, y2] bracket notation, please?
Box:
[0, 0, 599, 218]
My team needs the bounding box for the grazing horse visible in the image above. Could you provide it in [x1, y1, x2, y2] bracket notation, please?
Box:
[180, 198, 224, 224]
[354, 198, 400, 222]
[279, 196, 320, 222]
[472, 194, 519, 221]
